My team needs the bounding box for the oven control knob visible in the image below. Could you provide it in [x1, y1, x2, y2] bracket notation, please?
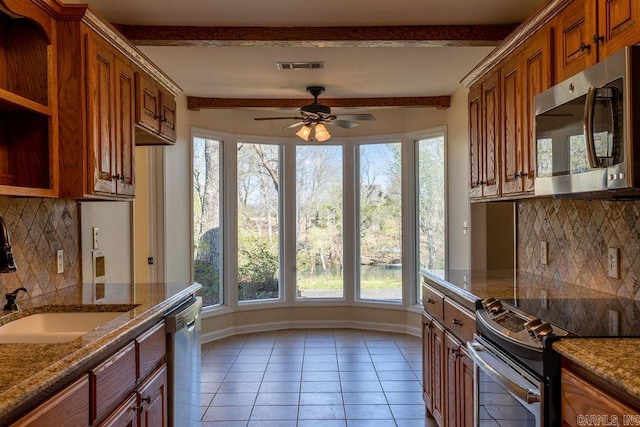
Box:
[486, 300, 503, 315]
[524, 318, 543, 334]
[481, 297, 497, 309]
[532, 322, 553, 339]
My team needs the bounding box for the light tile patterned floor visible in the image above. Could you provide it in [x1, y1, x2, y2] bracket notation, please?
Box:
[200, 329, 438, 427]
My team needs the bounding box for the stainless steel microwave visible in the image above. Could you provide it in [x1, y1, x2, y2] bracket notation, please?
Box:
[534, 45, 640, 199]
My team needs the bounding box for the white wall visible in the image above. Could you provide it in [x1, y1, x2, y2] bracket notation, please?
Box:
[445, 86, 471, 270]
[80, 201, 133, 283]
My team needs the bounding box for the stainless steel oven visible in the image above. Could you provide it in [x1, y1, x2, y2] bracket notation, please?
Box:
[468, 334, 542, 426]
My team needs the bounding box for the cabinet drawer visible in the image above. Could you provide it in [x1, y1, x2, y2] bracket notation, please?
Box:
[444, 298, 475, 343]
[422, 284, 444, 322]
[137, 321, 166, 381]
[90, 342, 136, 424]
[12, 376, 89, 427]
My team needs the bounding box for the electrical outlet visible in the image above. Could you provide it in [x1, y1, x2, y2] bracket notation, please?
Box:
[462, 221, 468, 235]
[56, 250, 64, 274]
[93, 227, 100, 250]
[540, 241, 548, 265]
[608, 247, 620, 279]
[540, 290, 548, 309]
[608, 309, 619, 335]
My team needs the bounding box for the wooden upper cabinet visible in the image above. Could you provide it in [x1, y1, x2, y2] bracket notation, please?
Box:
[481, 71, 500, 198]
[522, 26, 554, 194]
[499, 52, 523, 196]
[115, 58, 135, 196]
[468, 83, 482, 199]
[597, 0, 640, 59]
[555, 0, 598, 81]
[135, 74, 177, 145]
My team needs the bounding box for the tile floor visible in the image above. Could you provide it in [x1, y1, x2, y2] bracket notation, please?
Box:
[200, 328, 438, 427]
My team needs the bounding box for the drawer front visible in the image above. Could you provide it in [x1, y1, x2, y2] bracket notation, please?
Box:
[444, 298, 475, 343]
[422, 284, 444, 322]
[137, 321, 166, 381]
[90, 341, 136, 424]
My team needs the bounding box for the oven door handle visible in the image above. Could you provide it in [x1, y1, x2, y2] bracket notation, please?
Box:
[467, 341, 541, 405]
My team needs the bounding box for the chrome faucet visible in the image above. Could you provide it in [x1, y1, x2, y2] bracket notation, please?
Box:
[0, 216, 16, 273]
[3, 287, 27, 311]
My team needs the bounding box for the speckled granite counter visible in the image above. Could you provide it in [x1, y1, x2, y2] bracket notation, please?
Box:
[0, 282, 200, 424]
[553, 338, 640, 403]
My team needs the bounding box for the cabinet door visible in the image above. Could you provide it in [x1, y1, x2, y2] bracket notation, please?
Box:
[555, 0, 597, 81]
[115, 57, 135, 196]
[422, 314, 434, 415]
[468, 83, 482, 199]
[500, 52, 523, 196]
[99, 394, 138, 427]
[481, 71, 500, 197]
[159, 89, 176, 142]
[138, 364, 168, 427]
[522, 26, 554, 193]
[11, 376, 89, 427]
[135, 74, 161, 134]
[431, 319, 445, 427]
[458, 345, 475, 427]
[445, 332, 459, 427]
[597, 0, 640, 59]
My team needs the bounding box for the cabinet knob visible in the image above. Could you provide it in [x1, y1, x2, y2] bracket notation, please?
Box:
[593, 34, 604, 44]
[450, 347, 459, 356]
[580, 42, 591, 52]
[451, 319, 463, 326]
[112, 173, 121, 180]
[426, 298, 436, 304]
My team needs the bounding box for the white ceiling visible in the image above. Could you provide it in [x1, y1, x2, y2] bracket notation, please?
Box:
[64, 0, 545, 102]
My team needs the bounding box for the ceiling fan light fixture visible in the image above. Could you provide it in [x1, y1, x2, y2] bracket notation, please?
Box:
[296, 124, 312, 141]
[314, 123, 331, 142]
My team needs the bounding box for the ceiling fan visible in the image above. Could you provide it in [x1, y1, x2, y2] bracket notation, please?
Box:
[254, 86, 376, 141]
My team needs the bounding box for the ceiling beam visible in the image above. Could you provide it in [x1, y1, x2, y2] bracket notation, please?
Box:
[187, 96, 451, 111]
[116, 24, 518, 48]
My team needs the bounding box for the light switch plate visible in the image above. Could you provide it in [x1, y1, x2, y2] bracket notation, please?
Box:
[540, 241, 548, 265]
[608, 247, 620, 279]
[540, 290, 548, 309]
[608, 309, 619, 335]
[93, 227, 100, 250]
[56, 250, 63, 274]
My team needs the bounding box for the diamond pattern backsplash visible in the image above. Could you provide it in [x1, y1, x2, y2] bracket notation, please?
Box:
[517, 198, 640, 301]
[0, 197, 80, 303]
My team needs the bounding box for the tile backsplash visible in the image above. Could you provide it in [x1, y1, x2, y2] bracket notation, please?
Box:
[517, 198, 640, 301]
[0, 197, 80, 303]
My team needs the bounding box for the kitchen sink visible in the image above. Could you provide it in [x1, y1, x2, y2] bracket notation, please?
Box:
[0, 312, 126, 343]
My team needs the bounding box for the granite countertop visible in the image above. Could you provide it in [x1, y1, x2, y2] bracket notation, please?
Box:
[553, 338, 640, 403]
[0, 282, 201, 423]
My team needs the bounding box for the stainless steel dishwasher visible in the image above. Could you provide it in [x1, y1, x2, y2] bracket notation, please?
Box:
[165, 295, 202, 427]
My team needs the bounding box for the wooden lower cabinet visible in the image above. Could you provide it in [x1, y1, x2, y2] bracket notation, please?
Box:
[423, 291, 475, 427]
[137, 365, 168, 427]
[100, 395, 138, 427]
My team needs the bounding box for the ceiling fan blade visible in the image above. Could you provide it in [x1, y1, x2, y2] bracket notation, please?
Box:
[254, 116, 301, 121]
[283, 121, 304, 129]
[335, 113, 376, 121]
[329, 120, 360, 129]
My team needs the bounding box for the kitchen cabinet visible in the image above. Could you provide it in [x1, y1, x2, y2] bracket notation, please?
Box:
[422, 282, 476, 427]
[0, 0, 58, 197]
[11, 376, 89, 427]
[99, 394, 138, 427]
[555, 0, 640, 82]
[137, 365, 168, 427]
[468, 83, 482, 199]
[561, 367, 640, 426]
[135, 74, 177, 145]
[91, 342, 137, 424]
[499, 52, 523, 196]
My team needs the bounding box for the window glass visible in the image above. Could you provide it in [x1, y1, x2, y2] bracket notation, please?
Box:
[296, 145, 344, 299]
[237, 143, 280, 301]
[359, 143, 402, 302]
[193, 137, 222, 306]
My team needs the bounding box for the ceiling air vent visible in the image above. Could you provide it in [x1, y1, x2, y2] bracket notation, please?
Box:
[277, 62, 324, 71]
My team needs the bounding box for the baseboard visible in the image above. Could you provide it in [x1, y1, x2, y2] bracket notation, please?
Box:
[201, 319, 421, 344]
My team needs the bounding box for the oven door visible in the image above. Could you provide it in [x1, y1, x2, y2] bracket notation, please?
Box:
[467, 335, 543, 427]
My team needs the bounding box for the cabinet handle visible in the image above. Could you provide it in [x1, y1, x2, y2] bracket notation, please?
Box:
[580, 42, 591, 52]
[141, 396, 151, 405]
[426, 298, 436, 304]
[593, 34, 604, 44]
[451, 319, 463, 326]
[112, 173, 121, 180]
[450, 347, 459, 356]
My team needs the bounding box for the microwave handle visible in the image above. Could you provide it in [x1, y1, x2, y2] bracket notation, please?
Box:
[583, 86, 599, 169]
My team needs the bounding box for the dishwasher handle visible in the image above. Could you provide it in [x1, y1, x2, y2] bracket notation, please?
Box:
[165, 296, 202, 333]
